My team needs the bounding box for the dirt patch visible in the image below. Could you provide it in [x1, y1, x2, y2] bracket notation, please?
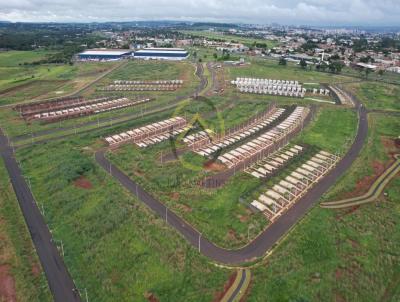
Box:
[340, 161, 386, 199]
[31, 261, 41, 277]
[212, 271, 237, 302]
[170, 192, 180, 200]
[0, 264, 17, 302]
[73, 176, 93, 189]
[335, 268, 344, 280]
[348, 239, 360, 249]
[335, 292, 347, 302]
[336, 205, 360, 220]
[144, 292, 159, 302]
[238, 209, 252, 222]
[203, 160, 226, 172]
[175, 203, 192, 213]
[226, 229, 239, 242]
[395, 138, 400, 149]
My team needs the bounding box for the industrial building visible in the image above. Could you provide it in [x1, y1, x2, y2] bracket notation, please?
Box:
[133, 48, 189, 60]
[77, 49, 133, 61]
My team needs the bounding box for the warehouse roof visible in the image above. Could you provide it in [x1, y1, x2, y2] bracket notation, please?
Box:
[79, 49, 132, 56]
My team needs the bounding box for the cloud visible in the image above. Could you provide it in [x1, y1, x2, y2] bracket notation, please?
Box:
[0, 0, 399, 25]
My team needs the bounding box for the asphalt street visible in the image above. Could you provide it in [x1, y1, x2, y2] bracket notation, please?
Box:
[95, 100, 368, 264]
[0, 129, 81, 301]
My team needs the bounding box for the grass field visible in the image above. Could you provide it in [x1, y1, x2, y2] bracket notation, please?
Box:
[247, 111, 400, 302]
[0, 50, 55, 67]
[0, 60, 197, 138]
[0, 50, 119, 105]
[0, 159, 52, 302]
[15, 136, 229, 302]
[1, 50, 399, 301]
[345, 81, 400, 111]
[295, 107, 357, 154]
[227, 57, 352, 84]
[107, 99, 358, 248]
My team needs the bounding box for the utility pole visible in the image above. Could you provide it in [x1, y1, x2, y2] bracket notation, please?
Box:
[198, 233, 201, 253]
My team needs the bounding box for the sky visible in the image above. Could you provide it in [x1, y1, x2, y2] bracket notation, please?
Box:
[0, 0, 400, 26]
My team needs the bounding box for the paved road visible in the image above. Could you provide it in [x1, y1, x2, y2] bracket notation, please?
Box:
[11, 62, 208, 146]
[95, 99, 368, 264]
[0, 130, 80, 302]
[321, 153, 400, 209]
[223, 269, 251, 302]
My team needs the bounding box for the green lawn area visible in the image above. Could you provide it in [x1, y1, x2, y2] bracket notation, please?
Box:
[247, 111, 400, 302]
[0, 60, 196, 138]
[345, 81, 400, 111]
[1, 50, 398, 302]
[295, 106, 357, 154]
[227, 58, 352, 84]
[15, 137, 229, 302]
[0, 50, 120, 105]
[0, 159, 52, 302]
[104, 60, 183, 81]
[0, 50, 55, 67]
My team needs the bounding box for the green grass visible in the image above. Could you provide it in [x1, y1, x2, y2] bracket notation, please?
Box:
[107, 102, 357, 249]
[324, 113, 400, 200]
[0, 50, 55, 67]
[0, 61, 119, 105]
[227, 57, 352, 84]
[345, 81, 400, 111]
[247, 111, 400, 302]
[0, 60, 197, 138]
[0, 158, 52, 302]
[295, 107, 357, 154]
[15, 137, 229, 302]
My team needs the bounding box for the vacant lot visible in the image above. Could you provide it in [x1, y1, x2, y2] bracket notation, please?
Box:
[0, 159, 51, 302]
[247, 111, 400, 302]
[345, 81, 400, 111]
[0, 51, 119, 105]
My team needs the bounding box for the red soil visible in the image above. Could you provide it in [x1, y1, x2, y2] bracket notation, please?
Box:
[0, 265, 16, 302]
[170, 192, 180, 200]
[31, 261, 41, 277]
[340, 161, 385, 199]
[336, 205, 361, 220]
[204, 160, 226, 172]
[73, 176, 93, 189]
[144, 292, 159, 302]
[212, 271, 237, 302]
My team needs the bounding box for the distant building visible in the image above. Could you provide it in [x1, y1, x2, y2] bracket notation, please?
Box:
[78, 49, 132, 61]
[133, 48, 189, 60]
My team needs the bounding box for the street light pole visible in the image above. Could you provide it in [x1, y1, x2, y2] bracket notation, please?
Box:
[198, 233, 201, 253]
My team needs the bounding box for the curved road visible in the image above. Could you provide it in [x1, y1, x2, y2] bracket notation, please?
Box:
[95, 100, 368, 264]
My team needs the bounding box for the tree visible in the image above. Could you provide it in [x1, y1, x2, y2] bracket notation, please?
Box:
[278, 57, 287, 66]
[193, 51, 197, 59]
[300, 59, 307, 69]
[213, 53, 218, 59]
[329, 61, 344, 74]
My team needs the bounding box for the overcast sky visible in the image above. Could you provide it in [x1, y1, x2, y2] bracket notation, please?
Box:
[1, 0, 400, 26]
